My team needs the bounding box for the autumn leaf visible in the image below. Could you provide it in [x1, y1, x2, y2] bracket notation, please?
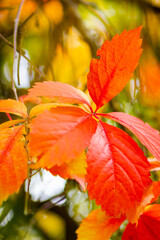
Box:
[23, 81, 91, 110]
[86, 121, 151, 222]
[76, 209, 125, 240]
[104, 112, 160, 160]
[0, 119, 25, 130]
[49, 151, 87, 190]
[0, 99, 28, 118]
[87, 26, 142, 110]
[122, 204, 160, 240]
[29, 103, 58, 118]
[29, 106, 97, 169]
[130, 181, 160, 223]
[0, 126, 28, 204]
[139, 53, 160, 107]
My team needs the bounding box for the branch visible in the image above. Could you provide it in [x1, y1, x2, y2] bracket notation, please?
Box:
[12, 0, 26, 100]
[0, 34, 46, 79]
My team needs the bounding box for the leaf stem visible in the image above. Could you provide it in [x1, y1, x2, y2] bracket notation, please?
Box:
[24, 118, 32, 215]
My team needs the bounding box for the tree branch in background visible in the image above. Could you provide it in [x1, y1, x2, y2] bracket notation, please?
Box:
[12, 0, 26, 100]
[0, 34, 46, 80]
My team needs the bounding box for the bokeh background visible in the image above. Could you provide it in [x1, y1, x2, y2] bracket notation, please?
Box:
[0, 0, 160, 239]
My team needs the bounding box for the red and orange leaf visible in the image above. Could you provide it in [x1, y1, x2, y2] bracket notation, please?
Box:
[105, 112, 160, 160]
[86, 121, 151, 222]
[76, 209, 125, 240]
[0, 126, 28, 204]
[130, 181, 160, 223]
[48, 151, 87, 190]
[0, 99, 28, 118]
[29, 106, 97, 169]
[149, 181, 160, 204]
[24, 81, 91, 109]
[87, 26, 142, 110]
[122, 204, 160, 240]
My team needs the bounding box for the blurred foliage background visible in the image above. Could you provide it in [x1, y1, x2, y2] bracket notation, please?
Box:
[0, 0, 160, 239]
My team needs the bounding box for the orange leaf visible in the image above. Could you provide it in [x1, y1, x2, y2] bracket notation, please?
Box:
[0, 126, 28, 204]
[24, 81, 91, 110]
[76, 209, 125, 240]
[0, 119, 25, 130]
[29, 106, 97, 168]
[122, 204, 160, 240]
[87, 26, 142, 110]
[0, 99, 28, 118]
[139, 54, 160, 107]
[48, 151, 87, 190]
[86, 121, 151, 222]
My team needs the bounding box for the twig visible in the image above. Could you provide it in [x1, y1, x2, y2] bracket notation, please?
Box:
[17, 46, 22, 86]
[12, 0, 25, 100]
[0, 33, 46, 79]
[24, 118, 32, 216]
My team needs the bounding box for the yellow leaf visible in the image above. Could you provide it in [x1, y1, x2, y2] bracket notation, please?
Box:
[0, 119, 25, 130]
[29, 103, 58, 118]
[34, 210, 66, 240]
[43, 0, 64, 25]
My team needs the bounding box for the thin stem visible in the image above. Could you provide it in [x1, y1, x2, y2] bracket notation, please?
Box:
[0, 33, 46, 78]
[6, 113, 12, 121]
[12, 0, 25, 100]
[24, 118, 32, 215]
[17, 47, 21, 85]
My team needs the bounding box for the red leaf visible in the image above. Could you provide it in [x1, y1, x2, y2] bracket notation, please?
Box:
[0, 99, 28, 118]
[76, 209, 125, 240]
[0, 126, 28, 204]
[104, 112, 160, 160]
[24, 81, 91, 109]
[87, 26, 142, 110]
[86, 121, 151, 221]
[122, 204, 160, 240]
[29, 106, 97, 169]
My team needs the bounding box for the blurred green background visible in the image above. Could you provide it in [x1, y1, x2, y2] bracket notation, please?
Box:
[0, 0, 160, 239]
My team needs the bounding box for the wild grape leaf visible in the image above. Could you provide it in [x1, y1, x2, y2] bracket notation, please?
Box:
[0, 99, 28, 118]
[122, 204, 160, 240]
[139, 53, 160, 107]
[76, 209, 125, 240]
[0, 126, 28, 204]
[86, 121, 151, 222]
[29, 106, 97, 169]
[130, 181, 160, 223]
[48, 151, 87, 190]
[29, 103, 58, 118]
[24, 81, 91, 109]
[0, 119, 25, 130]
[87, 26, 142, 110]
[105, 112, 160, 160]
